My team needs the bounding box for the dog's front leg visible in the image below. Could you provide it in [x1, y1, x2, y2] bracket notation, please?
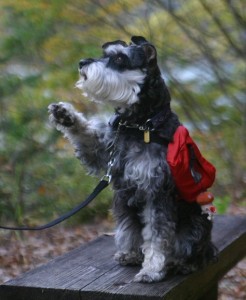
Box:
[113, 191, 144, 266]
[134, 199, 176, 283]
[48, 102, 110, 174]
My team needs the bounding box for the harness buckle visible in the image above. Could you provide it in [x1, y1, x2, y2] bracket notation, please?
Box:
[139, 119, 153, 131]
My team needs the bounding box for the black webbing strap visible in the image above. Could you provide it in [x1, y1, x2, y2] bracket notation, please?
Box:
[0, 179, 109, 231]
[109, 107, 171, 146]
[188, 144, 202, 184]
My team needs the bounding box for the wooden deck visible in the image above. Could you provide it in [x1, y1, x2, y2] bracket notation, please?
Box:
[1, 215, 245, 300]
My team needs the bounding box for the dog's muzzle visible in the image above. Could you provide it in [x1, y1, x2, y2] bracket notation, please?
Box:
[78, 59, 97, 81]
[79, 58, 95, 69]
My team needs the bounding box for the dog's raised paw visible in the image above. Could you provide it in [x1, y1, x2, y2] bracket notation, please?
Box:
[48, 102, 75, 127]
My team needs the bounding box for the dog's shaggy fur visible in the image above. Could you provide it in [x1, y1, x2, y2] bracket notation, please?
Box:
[48, 36, 217, 283]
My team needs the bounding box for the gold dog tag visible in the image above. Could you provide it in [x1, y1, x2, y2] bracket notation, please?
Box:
[144, 130, 150, 143]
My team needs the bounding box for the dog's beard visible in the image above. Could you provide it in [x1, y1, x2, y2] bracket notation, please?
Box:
[76, 61, 146, 107]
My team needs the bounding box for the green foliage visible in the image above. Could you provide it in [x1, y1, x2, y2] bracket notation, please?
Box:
[214, 196, 231, 214]
[0, 0, 245, 226]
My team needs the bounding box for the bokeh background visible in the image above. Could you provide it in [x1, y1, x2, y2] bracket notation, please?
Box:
[0, 1, 245, 294]
[0, 0, 245, 226]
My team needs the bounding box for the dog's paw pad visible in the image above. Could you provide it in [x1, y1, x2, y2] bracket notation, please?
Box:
[48, 102, 75, 127]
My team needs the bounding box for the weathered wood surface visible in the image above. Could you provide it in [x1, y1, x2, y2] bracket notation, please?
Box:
[0, 215, 245, 300]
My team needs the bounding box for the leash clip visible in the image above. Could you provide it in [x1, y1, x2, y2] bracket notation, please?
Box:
[101, 174, 112, 183]
[101, 158, 115, 184]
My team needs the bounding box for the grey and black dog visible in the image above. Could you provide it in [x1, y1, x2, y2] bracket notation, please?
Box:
[48, 36, 217, 283]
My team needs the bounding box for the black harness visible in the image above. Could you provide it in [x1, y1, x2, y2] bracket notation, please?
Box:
[109, 105, 172, 145]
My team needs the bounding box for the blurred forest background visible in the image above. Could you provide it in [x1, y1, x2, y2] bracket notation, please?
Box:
[0, 0, 245, 227]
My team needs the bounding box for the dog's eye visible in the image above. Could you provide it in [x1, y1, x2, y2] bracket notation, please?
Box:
[106, 54, 128, 70]
[115, 55, 123, 64]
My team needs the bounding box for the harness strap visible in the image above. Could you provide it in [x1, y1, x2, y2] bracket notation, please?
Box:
[109, 106, 171, 146]
[147, 103, 171, 129]
[118, 126, 168, 145]
[0, 179, 109, 231]
[188, 144, 202, 183]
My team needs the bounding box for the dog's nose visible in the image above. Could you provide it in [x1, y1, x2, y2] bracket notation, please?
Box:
[79, 58, 94, 69]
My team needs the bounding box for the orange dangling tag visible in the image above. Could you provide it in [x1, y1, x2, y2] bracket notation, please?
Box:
[197, 191, 216, 220]
[196, 191, 214, 205]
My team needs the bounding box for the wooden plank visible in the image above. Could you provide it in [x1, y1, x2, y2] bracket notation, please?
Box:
[0, 215, 245, 300]
[0, 236, 117, 300]
[0, 286, 81, 300]
[198, 283, 218, 300]
[79, 215, 246, 300]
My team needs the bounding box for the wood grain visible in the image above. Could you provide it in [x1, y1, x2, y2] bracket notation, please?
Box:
[1, 215, 245, 300]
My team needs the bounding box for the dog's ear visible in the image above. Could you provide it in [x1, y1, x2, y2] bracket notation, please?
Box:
[131, 36, 148, 45]
[102, 40, 127, 50]
[131, 36, 157, 65]
[142, 44, 157, 64]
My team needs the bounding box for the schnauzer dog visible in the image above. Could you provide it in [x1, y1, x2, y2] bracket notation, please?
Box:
[48, 36, 217, 283]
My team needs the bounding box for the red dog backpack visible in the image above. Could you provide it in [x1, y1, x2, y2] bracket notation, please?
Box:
[167, 126, 216, 203]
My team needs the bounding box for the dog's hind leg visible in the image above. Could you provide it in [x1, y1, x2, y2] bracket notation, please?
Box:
[113, 191, 143, 266]
[173, 205, 218, 274]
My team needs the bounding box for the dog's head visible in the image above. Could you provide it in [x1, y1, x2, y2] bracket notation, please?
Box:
[76, 36, 165, 109]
